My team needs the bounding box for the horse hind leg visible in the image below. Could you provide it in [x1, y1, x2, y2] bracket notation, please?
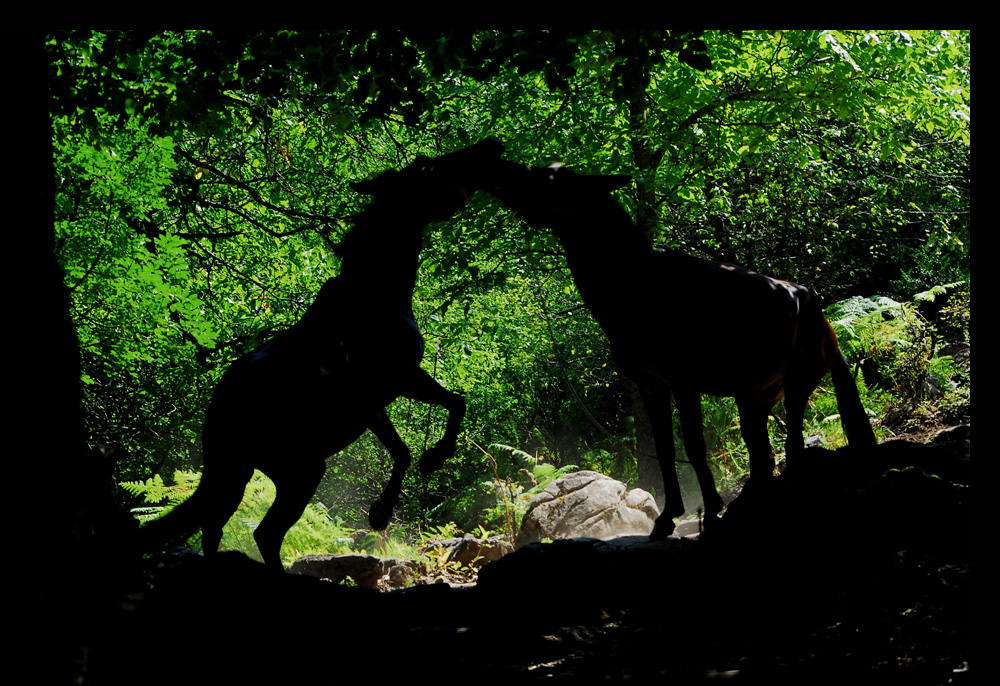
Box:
[735, 396, 777, 479]
[198, 464, 256, 560]
[782, 386, 809, 463]
[253, 459, 326, 572]
[830, 350, 876, 449]
[782, 346, 874, 464]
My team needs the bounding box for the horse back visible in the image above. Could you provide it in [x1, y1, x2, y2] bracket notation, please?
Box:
[613, 249, 825, 398]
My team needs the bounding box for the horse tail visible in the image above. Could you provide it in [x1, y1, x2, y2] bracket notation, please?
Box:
[831, 348, 877, 449]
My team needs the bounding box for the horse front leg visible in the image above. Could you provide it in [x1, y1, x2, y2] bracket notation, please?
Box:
[639, 386, 682, 540]
[366, 409, 411, 530]
[399, 368, 466, 475]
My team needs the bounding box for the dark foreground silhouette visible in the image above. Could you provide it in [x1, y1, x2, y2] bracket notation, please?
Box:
[140, 141, 506, 571]
[485, 160, 876, 538]
[81, 430, 968, 685]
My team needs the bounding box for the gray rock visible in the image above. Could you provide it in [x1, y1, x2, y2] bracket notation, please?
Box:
[421, 534, 513, 566]
[288, 553, 387, 589]
[515, 471, 660, 548]
[387, 561, 417, 587]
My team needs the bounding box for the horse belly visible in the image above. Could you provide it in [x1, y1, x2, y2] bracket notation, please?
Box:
[205, 360, 360, 461]
[612, 333, 790, 401]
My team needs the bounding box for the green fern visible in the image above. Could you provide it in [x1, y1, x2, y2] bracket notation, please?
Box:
[490, 442, 536, 463]
[826, 295, 903, 340]
[825, 286, 969, 411]
[825, 295, 912, 363]
[120, 470, 201, 522]
[120, 470, 356, 563]
[913, 280, 967, 304]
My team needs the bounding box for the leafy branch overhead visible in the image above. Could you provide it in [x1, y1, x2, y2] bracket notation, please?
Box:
[50, 30, 969, 531]
[49, 30, 721, 136]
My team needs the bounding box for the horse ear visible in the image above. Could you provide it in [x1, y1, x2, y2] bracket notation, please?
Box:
[472, 138, 506, 156]
[351, 170, 399, 195]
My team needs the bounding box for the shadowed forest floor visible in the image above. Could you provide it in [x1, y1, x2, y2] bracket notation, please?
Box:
[53, 433, 969, 684]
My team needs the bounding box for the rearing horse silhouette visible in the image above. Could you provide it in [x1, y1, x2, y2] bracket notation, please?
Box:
[140, 141, 506, 570]
[486, 159, 876, 539]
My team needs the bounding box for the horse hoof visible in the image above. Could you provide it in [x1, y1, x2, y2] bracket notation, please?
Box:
[418, 445, 451, 475]
[649, 518, 674, 540]
[368, 502, 391, 530]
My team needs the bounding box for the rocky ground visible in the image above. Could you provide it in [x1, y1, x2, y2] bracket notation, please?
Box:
[46, 428, 969, 685]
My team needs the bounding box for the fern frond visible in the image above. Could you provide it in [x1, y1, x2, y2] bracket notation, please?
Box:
[119, 470, 199, 507]
[827, 295, 910, 360]
[490, 443, 535, 463]
[913, 281, 967, 303]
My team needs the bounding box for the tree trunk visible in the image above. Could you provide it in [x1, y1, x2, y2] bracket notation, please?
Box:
[28, 32, 89, 539]
[631, 383, 664, 502]
[23, 31, 96, 686]
[621, 34, 669, 503]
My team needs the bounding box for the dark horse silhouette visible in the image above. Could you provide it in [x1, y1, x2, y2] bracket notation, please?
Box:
[141, 141, 505, 570]
[486, 159, 876, 539]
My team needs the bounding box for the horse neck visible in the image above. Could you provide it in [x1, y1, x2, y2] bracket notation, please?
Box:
[337, 207, 426, 314]
[543, 200, 653, 313]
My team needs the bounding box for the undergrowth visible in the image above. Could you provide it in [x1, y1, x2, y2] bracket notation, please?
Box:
[121, 470, 355, 565]
[120, 286, 969, 567]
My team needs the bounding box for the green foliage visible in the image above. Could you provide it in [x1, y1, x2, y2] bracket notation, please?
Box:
[58, 30, 969, 539]
[120, 471, 201, 522]
[420, 521, 462, 542]
[350, 529, 419, 560]
[826, 284, 970, 412]
[827, 295, 912, 363]
[123, 470, 355, 564]
[471, 442, 581, 537]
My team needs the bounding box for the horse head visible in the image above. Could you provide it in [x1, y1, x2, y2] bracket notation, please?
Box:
[487, 160, 631, 226]
[351, 139, 507, 222]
